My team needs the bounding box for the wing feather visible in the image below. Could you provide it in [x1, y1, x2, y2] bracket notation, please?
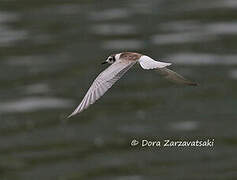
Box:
[156, 67, 197, 86]
[68, 60, 136, 117]
[138, 55, 197, 86]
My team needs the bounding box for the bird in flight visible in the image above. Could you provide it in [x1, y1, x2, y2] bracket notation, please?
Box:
[68, 52, 197, 118]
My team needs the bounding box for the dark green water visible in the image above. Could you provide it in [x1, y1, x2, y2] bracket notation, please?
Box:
[0, 0, 237, 179]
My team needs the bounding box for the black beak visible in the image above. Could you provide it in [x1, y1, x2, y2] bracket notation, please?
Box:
[101, 61, 108, 65]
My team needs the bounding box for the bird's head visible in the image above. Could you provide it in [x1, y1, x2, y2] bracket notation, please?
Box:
[101, 54, 118, 65]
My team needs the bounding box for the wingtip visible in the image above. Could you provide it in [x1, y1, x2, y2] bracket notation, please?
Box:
[67, 112, 75, 119]
[187, 81, 198, 86]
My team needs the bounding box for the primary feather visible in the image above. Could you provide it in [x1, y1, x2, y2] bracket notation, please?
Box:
[156, 67, 197, 86]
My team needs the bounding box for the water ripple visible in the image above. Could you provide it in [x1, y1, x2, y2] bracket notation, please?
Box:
[229, 69, 237, 80]
[152, 32, 207, 45]
[159, 20, 202, 32]
[24, 84, 50, 94]
[170, 121, 199, 131]
[0, 11, 28, 47]
[206, 22, 237, 35]
[91, 24, 136, 36]
[0, 11, 18, 23]
[102, 39, 144, 50]
[0, 97, 72, 113]
[169, 53, 237, 65]
[89, 8, 132, 21]
[0, 25, 27, 47]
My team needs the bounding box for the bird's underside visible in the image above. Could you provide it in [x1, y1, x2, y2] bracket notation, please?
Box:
[67, 52, 197, 118]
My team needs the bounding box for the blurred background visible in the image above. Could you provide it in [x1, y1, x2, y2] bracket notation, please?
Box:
[0, 0, 237, 179]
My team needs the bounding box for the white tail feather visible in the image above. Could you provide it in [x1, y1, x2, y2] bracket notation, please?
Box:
[138, 55, 171, 70]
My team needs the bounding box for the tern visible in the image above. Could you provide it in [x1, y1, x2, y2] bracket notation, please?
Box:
[68, 52, 197, 118]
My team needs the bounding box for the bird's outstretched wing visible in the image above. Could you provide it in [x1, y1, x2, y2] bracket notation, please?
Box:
[68, 60, 136, 118]
[138, 56, 197, 86]
[156, 67, 197, 86]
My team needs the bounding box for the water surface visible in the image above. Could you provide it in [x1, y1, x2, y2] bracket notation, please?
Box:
[0, 0, 237, 179]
